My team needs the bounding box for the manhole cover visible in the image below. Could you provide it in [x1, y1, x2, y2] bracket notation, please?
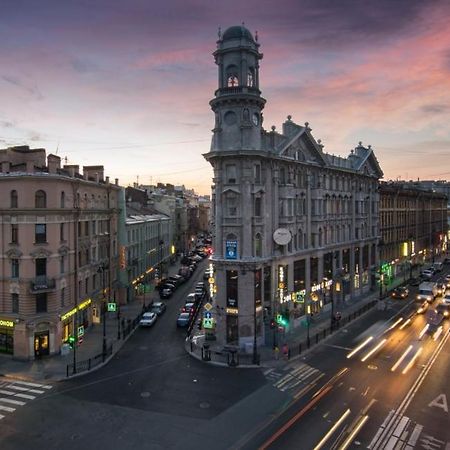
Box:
[199, 402, 210, 409]
[140, 392, 151, 398]
[139, 346, 148, 351]
[367, 365, 378, 370]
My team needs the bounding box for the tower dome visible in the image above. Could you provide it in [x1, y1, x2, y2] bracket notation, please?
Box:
[222, 25, 255, 43]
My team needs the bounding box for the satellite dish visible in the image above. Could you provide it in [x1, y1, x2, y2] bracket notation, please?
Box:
[273, 228, 291, 246]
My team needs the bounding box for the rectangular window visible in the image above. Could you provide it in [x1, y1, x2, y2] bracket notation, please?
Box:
[226, 270, 238, 308]
[226, 164, 237, 183]
[228, 197, 237, 216]
[254, 164, 261, 184]
[12, 293, 19, 313]
[85, 277, 89, 294]
[11, 224, 18, 244]
[35, 258, 47, 277]
[36, 293, 47, 313]
[294, 259, 306, 292]
[60, 223, 65, 241]
[61, 288, 65, 307]
[35, 224, 46, 243]
[85, 221, 89, 236]
[254, 197, 261, 216]
[92, 220, 96, 235]
[60, 256, 65, 274]
[11, 259, 19, 278]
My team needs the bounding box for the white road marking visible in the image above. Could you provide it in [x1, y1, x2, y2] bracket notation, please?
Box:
[5, 384, 45, 394]
[0, 389, 35, 400]
[0, 398, 26, 406]
[0, 404, 15, 412]
[407, 424, 423, 447]
[8, 380, 52, 389]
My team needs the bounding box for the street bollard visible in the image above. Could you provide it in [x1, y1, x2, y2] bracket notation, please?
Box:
[298, 343, 302, 355]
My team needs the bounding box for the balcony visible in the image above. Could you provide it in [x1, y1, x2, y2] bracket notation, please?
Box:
[30, 276, 56, 293]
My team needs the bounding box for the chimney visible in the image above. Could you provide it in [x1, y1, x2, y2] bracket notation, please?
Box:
[105, 176, 110, 184]
[64, 165, 79, 177]
[115, 178, 119, 185]
[47, 154, 61, 174]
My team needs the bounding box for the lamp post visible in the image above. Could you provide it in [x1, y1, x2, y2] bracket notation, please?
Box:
[98, 262, 108, 361]
[378, 239, 384, 301]
[252, 268, 260, 366]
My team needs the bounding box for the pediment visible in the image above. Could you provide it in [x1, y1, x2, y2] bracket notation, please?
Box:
[6, 248, 23, 258]
[278, 128, 327, 166]
[58, 245, 70, 256]
[222, 187, 241, 195]
[30, 247, 52, 259]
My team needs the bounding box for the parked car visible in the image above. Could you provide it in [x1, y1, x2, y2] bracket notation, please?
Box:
[185, 293, 197, 304]
[417, 301, 429, 314]
[181, 302, 196, 315]
[159, 288, 173, 299]
[177, 312, 191, 327]
[420, 269, 434, 280]
[391, 286, 409, 299]
[151, 302, 166, 316]
[139, 312, 157, 327]
[408, 278, 421, 287]
[203, 270, 210, 281]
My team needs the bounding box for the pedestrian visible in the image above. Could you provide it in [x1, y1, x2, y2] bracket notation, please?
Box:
[282, 343, 289, 360]
[274, 345, 280, 360]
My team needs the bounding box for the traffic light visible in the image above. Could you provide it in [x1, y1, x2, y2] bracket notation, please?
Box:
[276, 312, 289, 327]
[270, 318, 276, 329]
[68, 335, 76, 349]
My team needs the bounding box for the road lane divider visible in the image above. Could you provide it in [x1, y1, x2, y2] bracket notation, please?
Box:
[346, 337, 373, 359]
[398, 318, 411, 330]
[361, 339, 387, 362]
[387, 317, 403, 332]
[313, 408, 351, 450]
[418, 324, 429, 340]
[391, 345, 413, 372]
[432, 326, 443, 341]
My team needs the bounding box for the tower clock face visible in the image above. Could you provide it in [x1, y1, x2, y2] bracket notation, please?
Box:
[252, 113, 259, 126]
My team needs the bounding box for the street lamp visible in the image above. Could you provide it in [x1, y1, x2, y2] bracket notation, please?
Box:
[158, 239, 164, 280]
[378, 239, 384, 301]
[97, 262, 109, 361]
[252, 268, 260, 366]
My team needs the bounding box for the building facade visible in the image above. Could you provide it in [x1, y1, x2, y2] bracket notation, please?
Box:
[379, 182, 448, 285]
[0, 146, 120, 360]
[204, 26, 383, 349]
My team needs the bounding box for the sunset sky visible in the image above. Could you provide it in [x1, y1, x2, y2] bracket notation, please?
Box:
[1, 0, 450, 195]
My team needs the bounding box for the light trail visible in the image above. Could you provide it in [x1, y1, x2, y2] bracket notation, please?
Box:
[313, 408, 351, 450]
[346, 336, 373, 359]
[402, 347, 423, 375]
[391, 345, 413, 372]
[361, 339, 387, 362]
[433, 326, 443, 341]
[399, 318, 411, 330]
[388, 317, 403, 331]
[418, 324, 429, 340]
[339, 415, 369, 450]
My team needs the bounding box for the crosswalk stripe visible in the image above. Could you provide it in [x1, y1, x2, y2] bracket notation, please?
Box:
[5, 385, 45, 394]
[274, 374, 294, 388]
[297, 367, 318, 381]
[8, 380, 52, 390]
[0, 398, 26, 406]
[0, 405, 15, 412]
[0, 389, 36, 400]
[291, 364, 308, 376]
[280, 379, 303, 392]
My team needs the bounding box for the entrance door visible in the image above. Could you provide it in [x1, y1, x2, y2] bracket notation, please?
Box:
[226, 315, 239, 344]
[34, 331, 49, 357]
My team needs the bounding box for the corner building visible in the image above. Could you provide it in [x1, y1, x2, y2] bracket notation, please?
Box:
[204, 26, 383, 349]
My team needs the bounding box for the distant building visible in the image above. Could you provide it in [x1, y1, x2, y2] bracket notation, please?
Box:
[204, 26, 383, 349]
[0, 146, 120, 360]
[379, 182, 448, 283]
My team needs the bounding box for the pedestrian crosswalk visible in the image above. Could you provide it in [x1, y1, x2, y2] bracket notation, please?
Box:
[0, 379, 52, 420]
[264, 362, 321, 393]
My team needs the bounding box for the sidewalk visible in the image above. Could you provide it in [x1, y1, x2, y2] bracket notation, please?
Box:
[0, 260, 183, 383]
[187, 274, 408, 369]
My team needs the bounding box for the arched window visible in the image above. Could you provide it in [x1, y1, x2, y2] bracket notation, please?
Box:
[10, 190, 18, 208]
[247, 68, 255, 87]
[226, 65, 239, 87]
[254, 233, 262, 257]
[35, 190, 46, 208]
[60, 191, 65, 208]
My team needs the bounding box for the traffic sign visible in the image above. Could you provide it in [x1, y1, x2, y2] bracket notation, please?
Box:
[204, 311, 212, 319]
[208, 277, 214, 284]
[107, 302, 117, 312]
[77, 325, 84, 337]
[203, 317, 215, 329]
[204, 302, 213, 311]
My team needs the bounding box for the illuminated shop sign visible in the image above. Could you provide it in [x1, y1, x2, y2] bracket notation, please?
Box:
[225, 240, 237, 259]
[60, 298, 92, 322]
[0, 319, 14, 328]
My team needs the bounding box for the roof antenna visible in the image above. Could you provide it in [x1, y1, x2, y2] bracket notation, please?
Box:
[218, 26, 221, 39]
[255, 30, 258, 42]
[55, 140, 60, 155]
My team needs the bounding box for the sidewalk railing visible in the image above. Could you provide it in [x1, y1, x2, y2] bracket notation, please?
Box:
[65, 310, 144, 377]
[187, 298, 379, 367]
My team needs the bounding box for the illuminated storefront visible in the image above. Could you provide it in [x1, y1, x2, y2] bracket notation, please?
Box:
[0, 318, 15, 354]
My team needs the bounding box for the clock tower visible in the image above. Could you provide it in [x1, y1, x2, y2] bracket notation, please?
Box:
[205, 25, 267, 353]
[210, 25, 266, 152]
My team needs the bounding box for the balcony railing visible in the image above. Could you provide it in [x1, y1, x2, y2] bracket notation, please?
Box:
[30, 276, 56, 293]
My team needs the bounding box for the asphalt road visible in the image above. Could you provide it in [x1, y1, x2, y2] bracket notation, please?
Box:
[2, 265, 449, 450]
[244, 271, 450, 450]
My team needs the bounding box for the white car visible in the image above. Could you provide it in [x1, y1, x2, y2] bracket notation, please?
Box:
[139, 312, 157, 327]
